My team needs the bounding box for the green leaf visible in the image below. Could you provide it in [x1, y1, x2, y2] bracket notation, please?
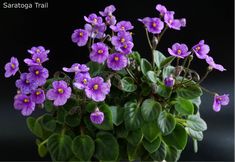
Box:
[40, 114, 57, 132]
[124, 101, 143, 131]
[162, 124, 188, 150]
[141, 99, 161, 122]
[127, 143, 142, 161]
[87, 61, 104, 77]
[162, 65, 175, 79]
[93, 104, 113, 130]
[65, 113, 81, 127]
[185, 127, 203, 141]
[116, 124, 129, 139]
[160, 56, 175, 68]
[191, 97, 201, 108]
[158, 111, 176, 135]
[193, 139, 198, 153]
[155, 83, 172, 98]
[186, 115, 207, 131]
[174, 98, 194, 115]
[47, 133, 72, 161]
[146, 71, 159, 83]
[95, 132, 119, 161]
[153, 50, 166, 69]
[143, 137, 161, 153]
[176, 85, 203, 99]
[56, 108, 67, 124]
[120, 77, 137, 92]
[142, 122, 161, 142]
[110, 106, 124, 126]
[127, 129, 143, 146]
[44, 100, 54, 112]
[72, 135, 95, 161]
[26, 117, 43, 138]
[129, 51, 141, 65]
[165, 145, 181, 162]
[37, 140, 48, 157]
[150, 142, 166, 161]
[140, 82, 152, 97]
[85, 101, 97, 113]
[140, 58, 152, 75]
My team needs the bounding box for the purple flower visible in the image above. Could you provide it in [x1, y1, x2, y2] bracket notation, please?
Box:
[74, 73, 91, 90]
[99, 5, 116, 17]
[156, 4, 167, 16]
[89, 42, 109, 63]
[205, 56, 226, 72]
[14, 94, 35, 116]
[27, 46, 50, 55]
[111, 31, 132, 48]
[115, 41, 134, 55]
[15, 73, 38, 94]
[164, 11, 186, 30]
[107, 53, 128, 71]
[63, 63, 89, 74]
[110, 21, 134, 32]
[168, 43, 191, 58]
[4, 57, 19, 78]
[30, 89, 45, 104]
[192, 40, 210, 59]
[28, 65, 49, 86]
[46, 81, 72, 106]
[164, 75, 175, 87]
[24, 52, 49, 66]
[85, 77, 110, 102]
[71, 29, 89, 47]
[213, 94, 229, 112]
[84, 23, 106, 39]
[105, 15, 117, 26]
[138, 17, 164, 34]
[90, 107, 104, 124]
[84, 13, 103, 25]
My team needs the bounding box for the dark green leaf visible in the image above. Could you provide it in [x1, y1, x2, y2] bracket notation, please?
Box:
[87, 61, 105, 77]
[116, 124, 129, 139]
[72, 135, 95, 160]
[155, 83, 172, 98]
[40, 114, 56, 132]
[143, 137, 161, 153]
[93, 104, 113, 130]
[95, 132, 119, 161]
[140, 58, 152, 75]
[129, 51, 141, 65]
[142, 122, 161, 142]
[65, 113, 81, 127]
[47, 133, 72, 161]
[127, 129, 143, 145]
[160, 56, 175, 68]
[127, 143, 142, 161]
[165, 145, 181, 162]
[186, 115, 207, 131]
[26, 117, 43, 138]
[163, 124, 188, 150]
[37, 140, 48, 157]
[153, 50, 166, 69]
[120, 77, 137, 92]
[141, 99, 161, 122]
[146, 71, 159, 83]
[44, 100, 54, 112]
[110, 106, 124, 126]
[176, 85, 203, 99]
[191, 97, 201, 108]
[174, 98, 194, 115]
[158, 111, 176, 135]
[162, 66, 175, 79]
[124, 101, 143, 130]
[85, 101, 97, 113]
[150, 142, 166, 161]
[56, 108, 67, 124]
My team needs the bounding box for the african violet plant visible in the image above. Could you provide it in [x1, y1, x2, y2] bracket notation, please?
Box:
[4, 4, 230, 162]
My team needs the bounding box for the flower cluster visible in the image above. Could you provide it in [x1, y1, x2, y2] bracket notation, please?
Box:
[71, 5, 134, 71]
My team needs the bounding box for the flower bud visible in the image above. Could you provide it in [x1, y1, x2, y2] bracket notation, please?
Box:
[164, 75, 175, 87]
[174, 66, 183, 76]
[90, 107, 104, 125]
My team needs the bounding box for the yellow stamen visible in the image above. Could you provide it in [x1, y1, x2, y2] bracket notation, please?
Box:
[93, 84, 99, 90]
[11, 64, 15, 69]
[93, 18, 97, 23]
[114, 56, 119, 61]
[98, 49, 103, 54]
[83, 79, 87, 84]
[36, 91, 41, 95]
[196, 46, 200, 51]
[169, 19, 173, 24]
[177, 49, 182, 55]
[79, 32, 83, 37]
[36, 49, 40, 53]
[36, 58, 41, 63]
[152, 22, 157, 27]
[121, 26, 125, 30]
[24, 98, 29, 103]
[35, 70, 40, 75]
[121, 38, 125, 43]
[57, 88, 64, 94]
[25, 80, 30, 84]
[123, 45, 127, 49]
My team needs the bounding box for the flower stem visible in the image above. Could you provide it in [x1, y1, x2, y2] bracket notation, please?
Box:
[200, 86, 217, 95]
[125, 68, 137, 83]
[198, 68, 212, 84]
[145, 28, 153, 50]
[181, 56, 193, 84]
[156, 25, 168, 47]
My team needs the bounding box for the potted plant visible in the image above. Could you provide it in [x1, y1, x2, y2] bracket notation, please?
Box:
[4, 4, 230, 162]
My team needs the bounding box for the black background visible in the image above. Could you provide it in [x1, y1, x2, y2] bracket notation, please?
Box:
[0, 0, 234, 161]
